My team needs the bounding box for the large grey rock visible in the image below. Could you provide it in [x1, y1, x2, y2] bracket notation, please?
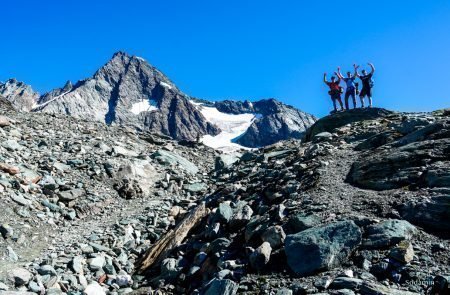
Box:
[400, 195, 450, 233]
[215, 154, 240, 170]
[249, 242, 272, 270]
[152, 149, 198, 174]
[305, 107, 394, 141]
[261, 225, 286, 249]
[348, 121, 450, 190]
[8, 268, 32, 286]
[359, 281, 420, 295]
[204, 278, 238, 295]
[229, 201, 253, 229]
[285, 220, 362, 276]
[115, 159, 161, 195]
[58, 188, 84, 202]
[363, 219, 417, 248]
[0, 115, 11, 127]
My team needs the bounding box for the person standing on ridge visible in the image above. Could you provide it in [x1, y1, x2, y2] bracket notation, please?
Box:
[323, 72, 344, 112]
[356, 63, 375, 108]
[337, 65, 359, 110]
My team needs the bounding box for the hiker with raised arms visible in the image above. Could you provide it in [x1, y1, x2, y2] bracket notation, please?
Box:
[323, 72, 344, 113]
[336, 64, 359, 110]
[356, 62, 375, 108]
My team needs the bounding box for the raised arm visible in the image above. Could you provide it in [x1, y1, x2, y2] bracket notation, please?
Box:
[323, 73, 328, 84]
[354, 64, 360, 77]
[336, 67, 344, 79]
[334, 72, 341, 83]
[368, 62, 375, 74]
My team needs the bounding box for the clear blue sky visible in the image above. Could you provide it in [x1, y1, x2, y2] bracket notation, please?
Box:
[1, 0, 449, 117]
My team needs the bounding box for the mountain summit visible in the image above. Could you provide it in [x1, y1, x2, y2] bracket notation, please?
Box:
[0, 52, 316, 149]
[32, 51, 220, 141]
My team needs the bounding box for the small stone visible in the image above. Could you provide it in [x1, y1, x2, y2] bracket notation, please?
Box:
[10, 193, 32, 206]
[58, 188, 84, 202]
[0, 282, 9, 290]
[249, 242, 272, 270]
[261, 225, 286, 249]
[6, 246, 18, 262]
[84, 282, 106, 295]
[230, 201, 253, 229]
[215, 202, 233, 223]
[38, 265, 57, 276]
[88, 255, 106, 270]
[0, 115, 11, 127]
[389, 240, 414, 263]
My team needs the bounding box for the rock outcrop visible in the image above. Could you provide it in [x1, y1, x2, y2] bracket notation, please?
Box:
[0, 79, 39, 111]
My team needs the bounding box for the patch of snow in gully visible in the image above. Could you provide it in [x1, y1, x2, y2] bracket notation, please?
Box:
[130, 99, 158, 115]
[190, 101, 260, 153]
[159, 81, 173, 90]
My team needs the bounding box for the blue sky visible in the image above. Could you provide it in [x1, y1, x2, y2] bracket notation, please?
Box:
[0, 0, 449, 117]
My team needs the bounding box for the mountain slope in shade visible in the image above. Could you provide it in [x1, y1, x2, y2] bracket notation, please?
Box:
[32, 52, 220, 141]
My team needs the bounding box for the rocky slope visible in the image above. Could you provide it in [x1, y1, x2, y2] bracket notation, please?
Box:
[1, 102, 449, 295]
[1, 52, 316, 148]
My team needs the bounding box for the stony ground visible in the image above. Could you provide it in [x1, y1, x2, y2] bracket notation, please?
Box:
[0, 102, 449, 295]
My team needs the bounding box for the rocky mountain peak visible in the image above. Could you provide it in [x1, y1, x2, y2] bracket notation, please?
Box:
[0, 78, 39, 111]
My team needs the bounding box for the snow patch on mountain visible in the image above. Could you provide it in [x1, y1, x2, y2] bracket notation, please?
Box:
[190, 100, 260, 153]
[130, 99, 158, 115]
[32, 90, 72, 110]
[159, 82, 173, 90]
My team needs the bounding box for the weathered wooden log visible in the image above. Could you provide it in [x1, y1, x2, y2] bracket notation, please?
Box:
[135, 202, 208, 273]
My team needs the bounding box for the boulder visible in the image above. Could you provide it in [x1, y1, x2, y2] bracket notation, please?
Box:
[400, 195, 450, 233]
[8, 268, 32, 286]
[261, 225, 286, 249]
[363, 220, 417, 248]
[286, 213, 321, 233]
[204, 278, 238, 295]
[84, 282, 106, 295]
[152, 149, 199, 175]
[58, 188, 84, 202]
[0, 115, 11, 127]
[115, 159, 161, 195]
[215, 202, 233, 223]
[305, 108, 393, 141]
[389, 240, 414, 264]
[249, 242, 272, 270]
[215, 154, 240, 170]
[285, 220, 362, 276]
[183, 182, 207, 193]
[229, 201, 253, 229]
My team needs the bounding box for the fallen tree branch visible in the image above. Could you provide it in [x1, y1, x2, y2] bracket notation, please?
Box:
[135, 202, 208, 273]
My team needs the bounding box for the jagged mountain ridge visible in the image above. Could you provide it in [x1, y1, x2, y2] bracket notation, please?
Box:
[0, 52, 316, 147]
